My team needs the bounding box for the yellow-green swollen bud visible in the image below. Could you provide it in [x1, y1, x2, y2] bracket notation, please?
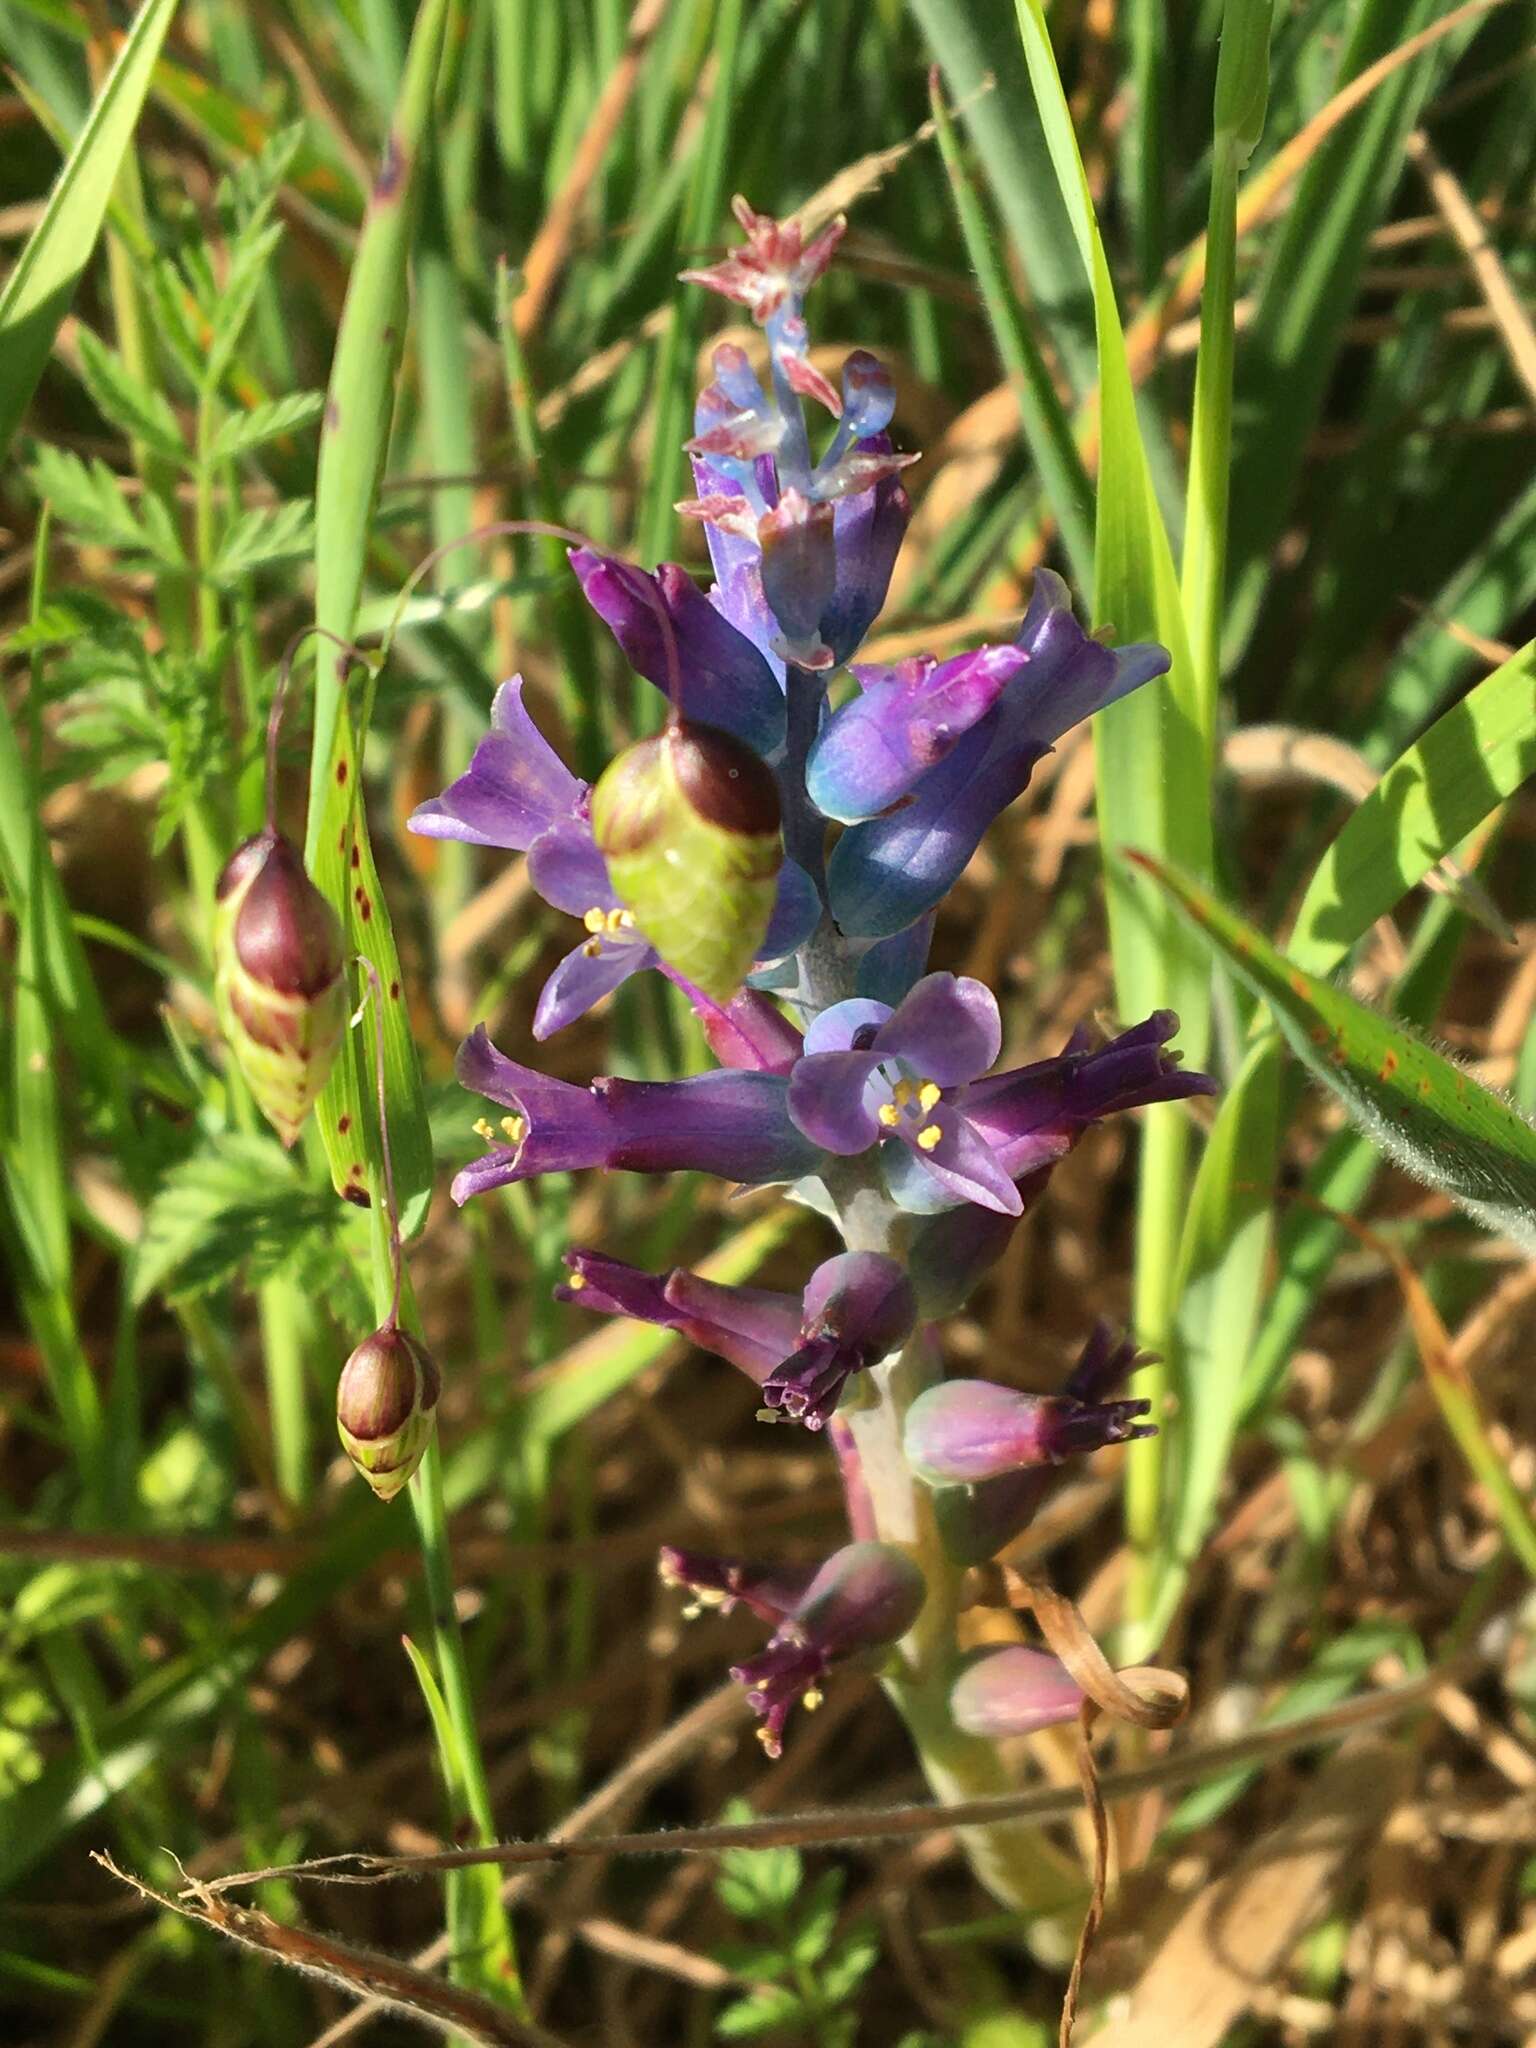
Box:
[214, 830, 347, 1148]
[335, 1325, 441, 1501]
[590, 720, 781, 1002]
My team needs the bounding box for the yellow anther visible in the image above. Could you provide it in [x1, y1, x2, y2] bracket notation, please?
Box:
[892, 1078, 914, 1108]
[606, 907, 629, 935]
[565, 1269, 586, 1292]
[802, 1686, 824, 1713]
[583, 906, 607, 934]
[876, 1101, 901, 1128]
[916, 1122, 943, 1151]
[472, 1117, 495, 1142]
[582, 937, 602, 958]
[617, 908, 635, 929]
[917, 1080, 942, 1111]
[501, 1114, 526, 1143]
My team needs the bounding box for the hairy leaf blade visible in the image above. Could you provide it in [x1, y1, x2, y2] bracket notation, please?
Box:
[1289, 637, 1536, 978]
[1136, 855, 1536, 1252]
[301, 0, 452, 1229]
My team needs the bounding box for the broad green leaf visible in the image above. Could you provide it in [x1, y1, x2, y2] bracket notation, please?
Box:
[1136, 855, 1536, 1253]
[1289, 636, 1536, 978]
[302, 0, 451, 1231]
[1012, 0, 1214, 1632]
[130, 1136, 335, 1305]
[0, 0, 179, 458]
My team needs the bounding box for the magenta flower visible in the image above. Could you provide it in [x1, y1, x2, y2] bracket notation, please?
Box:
[788, 976, 1213, 1218]
[662, 1539, 925, 1756]
[949, 1647, 1084, 1737]
[559, 1248, 915, 1430]
[452, 1027, 822, 1204]
[903, 1377, 1154, 1487]
[409, 678, 818, 1038]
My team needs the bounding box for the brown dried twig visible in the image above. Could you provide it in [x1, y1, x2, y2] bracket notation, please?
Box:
[1000, 1568, 1189, 2047]
[92, 1855, 568, 2048]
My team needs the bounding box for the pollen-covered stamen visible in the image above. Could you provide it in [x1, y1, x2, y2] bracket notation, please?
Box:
[871, 1068, 948, 1150]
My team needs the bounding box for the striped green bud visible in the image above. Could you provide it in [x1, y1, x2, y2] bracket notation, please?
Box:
[214, 831, 347, 1148]
[335, 1325, 441, 1501]
[590, 720, 781, 1002]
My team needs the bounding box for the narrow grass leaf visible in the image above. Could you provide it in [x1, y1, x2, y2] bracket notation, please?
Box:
[1135, 854, 1536, 1253]
[0, 0, 179, 458]
[1288, 637, 1536, 978]
[302, 0, 452, 1230]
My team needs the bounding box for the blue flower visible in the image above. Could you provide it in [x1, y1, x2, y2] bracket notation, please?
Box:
[819, 570, 1171, 939]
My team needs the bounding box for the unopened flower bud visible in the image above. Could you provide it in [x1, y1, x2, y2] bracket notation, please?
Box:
[950, 1646, 1083, 1737]
[758, 487, 836, 670]
[904, 1377, 1154, 1488]
[760, 1251, 916, 1429]
[590, 720, 782, 1002]
[336, 1324, 441, 1501]
[214, 830, 346, 1147]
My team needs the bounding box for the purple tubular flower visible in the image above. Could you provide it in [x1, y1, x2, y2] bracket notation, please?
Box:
[452, 1026, 823, 1203]
[409, 680, 818, 1040]
[818, 449, 910, 665]
[825, 570, 1171, 939]
[409, 676, 584, 850]
[806, 643, 1032, 823]
[568, 549, 787, 757]
[560, 1247, 912, 1429]
[935, 1325, 1156, 1568]
[558, 1249, 803, 1381]
[659, 1547, 821, 1624]
[760, 1251, 916, 1430]
[903, 1377, 1154, 1487]
[949, 1647, 1084, 1738]
[662, 1538, 924, 1757]
[758, 489, 837, 670]
[787, 973, 1022, 1216]
[881, 1009, 1217, 1217]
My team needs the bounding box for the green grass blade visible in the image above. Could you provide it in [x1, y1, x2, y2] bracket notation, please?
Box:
[1012, 0, 1214, 1638]
[0, 0, 179, 458]
[1180, 0, 1272, 724]
[1160, 1031, 1282, 1605]
[302, 0, 451, 1228]
[908, 0, 1096, 394]
[401, 1632, 519, 2011]
[927, 68, 1095, 591]
[1288, 636, 1536, 978]
[1223, 0, 1458, 658]
[1135, 853, 1536, 1254]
